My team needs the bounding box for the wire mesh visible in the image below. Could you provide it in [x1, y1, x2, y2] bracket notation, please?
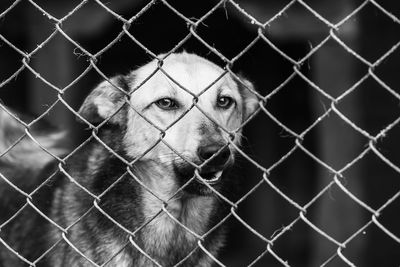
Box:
[0, 0, 399, 266]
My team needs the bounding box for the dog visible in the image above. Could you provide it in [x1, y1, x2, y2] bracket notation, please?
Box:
[0, 52, 258, 266]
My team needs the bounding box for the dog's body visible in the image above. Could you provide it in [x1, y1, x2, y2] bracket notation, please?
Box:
[0, 53, 257, 266]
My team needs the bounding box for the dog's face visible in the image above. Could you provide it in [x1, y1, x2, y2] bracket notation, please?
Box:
[79, 53, 258, 195]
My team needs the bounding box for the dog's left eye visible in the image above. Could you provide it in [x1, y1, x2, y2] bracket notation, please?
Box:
[155, 98, 179, 110]
[217, 96, 234, 109]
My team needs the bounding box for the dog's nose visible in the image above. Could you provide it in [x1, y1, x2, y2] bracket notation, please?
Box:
[198, 145, 231, 166]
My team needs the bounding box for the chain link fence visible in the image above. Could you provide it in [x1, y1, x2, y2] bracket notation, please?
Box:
[0, 0, 399, 266]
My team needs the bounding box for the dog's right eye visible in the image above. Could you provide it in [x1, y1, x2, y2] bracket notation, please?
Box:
[155, 98, 179, 110]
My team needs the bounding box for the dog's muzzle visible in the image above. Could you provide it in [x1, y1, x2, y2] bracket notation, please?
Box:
[196, 145, 231, 184]
[196, 169, 224, 185]
[174, 145, 232, 196]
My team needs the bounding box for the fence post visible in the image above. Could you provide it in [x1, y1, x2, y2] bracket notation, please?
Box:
[310, 22, 365, 265]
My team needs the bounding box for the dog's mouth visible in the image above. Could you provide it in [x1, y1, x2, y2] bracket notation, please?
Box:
[196, 169, 223, 185]
[174, 164, 228, 195]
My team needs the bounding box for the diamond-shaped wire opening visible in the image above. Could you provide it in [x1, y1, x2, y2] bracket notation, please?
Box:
[234, 178, 300, 236]
[299, 113, 371, 170]
[123, 2, 190, 54]
[335, 2, 400, 63]
[0, 0, 57, 53]
[220, 214, 271, 266]
[270, 219, 337, 266]
[299, 38, 370, 98]
[194, 3, 259, 59]
[60, 1, 127, 55]
[263, 75, 333, 135]
[307, 183, 373, 237]
[336, 77, 400, 136]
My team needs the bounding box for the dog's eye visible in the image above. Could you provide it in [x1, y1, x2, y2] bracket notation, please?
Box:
[217, 96, 234, 109]
[155, 98, 179, 110]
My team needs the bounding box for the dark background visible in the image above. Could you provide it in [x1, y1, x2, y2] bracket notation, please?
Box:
[0, 0, 399, 266]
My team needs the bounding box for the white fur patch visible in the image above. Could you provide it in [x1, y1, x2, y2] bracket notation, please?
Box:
[94, 97, 116, 119]
[104, 241, 132, 267]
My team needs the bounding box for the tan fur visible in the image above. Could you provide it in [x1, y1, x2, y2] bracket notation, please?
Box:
[0, 52, 258, 266]
[123, 53, 246, 160]
[118, 53, 257, 265]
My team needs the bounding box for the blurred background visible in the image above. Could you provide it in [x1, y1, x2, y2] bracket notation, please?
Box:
[0, 0, 399, 266]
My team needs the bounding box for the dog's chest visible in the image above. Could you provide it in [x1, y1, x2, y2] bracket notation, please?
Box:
[141, 192, 185, 254]
[106, 247, 132, 267]
[140, 191, 215, 264]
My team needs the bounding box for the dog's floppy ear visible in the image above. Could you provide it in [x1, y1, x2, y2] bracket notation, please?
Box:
[78, 75, 129, 125]
[237, 75, 259, 121]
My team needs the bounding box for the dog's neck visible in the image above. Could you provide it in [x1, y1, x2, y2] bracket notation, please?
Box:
[132, 160, 216, 222]
[132, 161, 217, 264]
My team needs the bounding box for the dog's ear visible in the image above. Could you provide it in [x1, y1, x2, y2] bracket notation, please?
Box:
[237, 75, 259, 121]
[78, 75, 129, 125]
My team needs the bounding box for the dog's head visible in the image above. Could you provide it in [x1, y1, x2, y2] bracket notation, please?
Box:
[79, 52, 258, 196]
